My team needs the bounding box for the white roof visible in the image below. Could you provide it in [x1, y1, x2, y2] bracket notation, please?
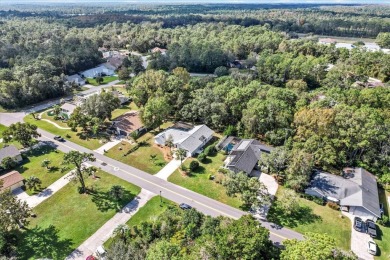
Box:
[60, 103, 77, 113]
[335, 43, 355, 50]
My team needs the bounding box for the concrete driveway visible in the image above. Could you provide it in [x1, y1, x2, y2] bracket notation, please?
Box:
[343, 212, 374, 260]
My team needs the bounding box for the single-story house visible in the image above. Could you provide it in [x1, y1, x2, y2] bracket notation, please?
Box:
[106, 55, 125, 69]
[305, 168, 381, 221]
[81, 64, 115, 78]
[335, 43, 356, 50]
[0, 170, 24, 192]
[112, 112, 145, 136]
[66, 74, 86, 87]
[111, 90, 129, 105]
[60, 103, 77, 119]
[222, 138, 273, 175]
[154, 122, 214, 157]
[0, 145, 23, 164]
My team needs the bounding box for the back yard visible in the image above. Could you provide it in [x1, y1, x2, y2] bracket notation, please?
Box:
[17, 170, 140, 259]
[168, 151, 243, 209]
[86, 76, 118, 86]
[267, 186, 351, 250]
[375, 189, 390, 259]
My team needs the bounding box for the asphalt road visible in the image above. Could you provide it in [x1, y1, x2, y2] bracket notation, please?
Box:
[0, 112, 304, 245]
[36, 129, 303, 245]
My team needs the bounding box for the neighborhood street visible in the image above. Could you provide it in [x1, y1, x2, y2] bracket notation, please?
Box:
[0, 112, 304, 245]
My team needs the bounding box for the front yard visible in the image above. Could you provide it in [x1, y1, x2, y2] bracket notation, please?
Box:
[267, 186, 351, 250]
[111, 102, 139, 120]
[24, 114, 108, 150]
[105, 133, 168, 174]
[168, 152, 243, 209]
[0, 124, 23, 149]
[375, 189, 390, 259]
[17, 170, 140, 259]
[15, 145, 68, 195]
[87, 76, 118, 86]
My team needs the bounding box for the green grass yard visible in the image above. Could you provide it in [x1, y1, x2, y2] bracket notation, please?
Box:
[267, 186, 351, 250]
[168, 152, 243, 209]
[24, 114, 107, 150]
[0, 124, 23, 149]
[106, 133, 167, 174]
[18, 170, 141, 260]
[375, 189, 390, 259]
[41, 110, 70, 128]
[15, 145, 68, 195]
[111, 102, 139, 120]
[86, 76, 118, 86]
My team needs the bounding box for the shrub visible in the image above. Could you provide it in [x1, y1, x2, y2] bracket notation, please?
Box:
[223, 125, 236, 136]
[218, 167, 229, 174]
[197, 153, 207, 163]
[208, 174, 212, 180]
[327, 202, 340, 210]
[378, 215, 389, 226]
[189, 161, 199, 171]
[214, 66, 229, 77]
[204, 144, 215, 156]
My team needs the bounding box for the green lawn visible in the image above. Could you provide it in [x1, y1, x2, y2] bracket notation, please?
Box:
[267, 187, 351, 250]
[111, 102, 139, 120]
[87, 76, 118, 86]
[24, 114, 107, 150]
[168, 152, 243, 209]
[41, 110, 70, 128]
[15, 145, 68, 195]
[375, 189, 390, 259]
[0, 124, 23, 149]
[17, 170, 141, 260]
[106, 133, 167, 174]
[105, 196, 175, 249]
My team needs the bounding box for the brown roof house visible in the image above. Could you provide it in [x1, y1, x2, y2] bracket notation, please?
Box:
[112, 112, 145, 137]
[0, 145, 23, 165]
[0, 170, 24, 192]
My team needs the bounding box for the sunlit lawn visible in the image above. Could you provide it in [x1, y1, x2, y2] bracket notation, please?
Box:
[41, 110, 70, 128]
[267, 186, 351, 250]
[15, 145, 69, 195]
[18, 170, 140, 260]
[24, 114, 107, 150]
[105, 133, 167, 174]
[168, 151, 243, 209]
[111, 102, 139, 120]
[0, 124, 23, 149]
[375, 189, 390, 259]
[87, 76, 118, 86]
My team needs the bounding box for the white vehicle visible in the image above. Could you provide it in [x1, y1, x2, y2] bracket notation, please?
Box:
[368, 241, 377, 255]
[96, 246, 107, 259]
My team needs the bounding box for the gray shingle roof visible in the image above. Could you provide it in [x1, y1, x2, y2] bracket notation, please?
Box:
[179, 125, 214, 155]
[307, 168, 380, 218]
[0, 145, 21, 162]
[226, 139, 273, 174]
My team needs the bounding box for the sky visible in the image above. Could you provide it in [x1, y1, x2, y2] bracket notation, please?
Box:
[1, 0, 390, 4]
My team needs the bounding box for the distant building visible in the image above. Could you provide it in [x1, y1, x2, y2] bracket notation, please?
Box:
[154, 122, 214, 157]
[151, 47, 167, 55]
[111, 90, 129, 105]
[305, 167, 381, 221]
[66, 74, 85, 87]
[0, 170, 24, 192]
[220, 137, 273, 175]
[335, 43, 356, 50]
[81, 64, 115, 78]
[319, 38, 337, 45]
[113, 111, 145, 136]
[0, 145, 23, 165]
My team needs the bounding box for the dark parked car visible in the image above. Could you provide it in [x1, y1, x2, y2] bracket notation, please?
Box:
[354, 217, 364, 232]
[179, 203, 192, 210]
[54, 136, 65, 142]
[380, 203, 384, 216]
[366, 219, 377, 238]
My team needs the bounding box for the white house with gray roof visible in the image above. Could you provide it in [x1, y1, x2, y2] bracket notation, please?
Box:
[154, 122, 214, 157]
[305, 167, 380, 221]
[0, 145, 22, 165]
[66, 74, 85, 86]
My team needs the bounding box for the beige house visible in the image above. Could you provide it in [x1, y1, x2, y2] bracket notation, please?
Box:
[0, 170, 24, 192]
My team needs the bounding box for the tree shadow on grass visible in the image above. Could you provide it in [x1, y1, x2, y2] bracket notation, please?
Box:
[18, 225, 74, 260]
[89, 187, 134, 212]
[267, 203, 322, 228]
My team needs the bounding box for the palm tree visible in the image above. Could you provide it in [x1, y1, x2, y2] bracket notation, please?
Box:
[41, 159, 51, 170]
[175, 148, 187, 165]
[149, 154, 157, 165]
[109, 185, 125, 200]
[164, 134, 174, 151]
[52, 105, 62, 120]
[113, 224, 129, 243]
[25, 176, 42, 191]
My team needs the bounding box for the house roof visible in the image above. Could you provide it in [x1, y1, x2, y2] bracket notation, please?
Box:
[307, 168, 380, 218]
[60, 103, 77, 114]
[0, 170, 24, 190]
[155, 124, 214, 154]
[319, 38, 337, 44]
[151, 47, 167, 53]
[66, 74, 84, 83]
[113, 112, 143, 134]
[0, 145, 21, 162]
[226, 139, 273, 174]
